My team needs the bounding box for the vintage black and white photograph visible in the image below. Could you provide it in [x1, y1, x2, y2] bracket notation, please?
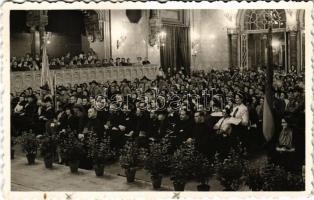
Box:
[7, 5, 310, 193]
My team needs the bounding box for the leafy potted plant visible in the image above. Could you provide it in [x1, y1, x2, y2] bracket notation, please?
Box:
[86, 134, 115, 177]
[18, 131, 39, 165]
[245, 166, 263, 191]
[169, 142, 196, 191]
[193, 153, 215, 191]
[214, 148, 247, 191]
[60, 131, 85, 173]
[246, 162, 304, 191]
[39, 135, 57, 169]
[119, 141, 146, 183]
[286, 171, 305, 191]
[144, 138, 171, 189]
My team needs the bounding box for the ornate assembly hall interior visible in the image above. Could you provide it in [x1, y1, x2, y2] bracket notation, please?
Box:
[10, 9, 306, 191]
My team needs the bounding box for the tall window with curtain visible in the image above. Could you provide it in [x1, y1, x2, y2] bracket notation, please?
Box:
[160, 25, 191, 75]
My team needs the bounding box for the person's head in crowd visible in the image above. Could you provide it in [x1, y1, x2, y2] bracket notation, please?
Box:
[194, 111, 205, 124]
[109, 103, 117, 114]
[249, 88, 254, 96]
[82, 97, 89, 106]
[69, 95, 77, 105]
[179, 109, 189, 121]
[44, 98, 53, 108]
[19, 95, 25, 102]
[259, 97, 264, 106]
[65, 106, 73, 116]
[73, 105, 83, 116]
[60, 87, 67, 95]
[90, 80, 97, 87]
[12, 60, 18, 68]
[157, 110, 167, 121]
[135, 107, 142, 117]
[121, 58, 126, 63]
[281, 118, 289, 130]
[137, 57, 142, 63]
[150, 110, 157, 119]
[88, 107, 97, 119]
[235, 93, 244, 105]
[26, 87, 33, 95]
[251, 96, 257, 106]
[126, 58, 131, 64]
[27, 95, 34, 103]
[25, 53, 30, 60]
[102, 59, 108, 64]
[77, 86, 83, 94]
[139, 102, 147, 111]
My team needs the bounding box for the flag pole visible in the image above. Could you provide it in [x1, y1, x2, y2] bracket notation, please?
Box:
[262, 15, 275, 143]
[54, 72, 57, 112]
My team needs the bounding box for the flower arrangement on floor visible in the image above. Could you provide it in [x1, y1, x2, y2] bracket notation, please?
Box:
[18, 131, 39, 165]
[169, 142, 197, 191]
[86, 133, 116, 176]
[59, 131, 85, 173]
[193, 152, 215, 191]
[246, 162, 305, 191]
[119, 140, 147, 182]
[144, 138, 171, 189]
[214, 145, 248, 191]
[38, 134, 58, 169]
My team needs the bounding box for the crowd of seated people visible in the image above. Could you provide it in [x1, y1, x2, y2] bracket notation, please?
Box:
[11, 51, 151, 71]
[11, 67, 305, 170]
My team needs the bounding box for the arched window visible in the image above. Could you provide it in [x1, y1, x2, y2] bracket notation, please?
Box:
[244, 9, 286, 30]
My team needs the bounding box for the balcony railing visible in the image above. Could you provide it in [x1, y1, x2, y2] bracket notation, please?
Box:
[11, 64, 159, 93]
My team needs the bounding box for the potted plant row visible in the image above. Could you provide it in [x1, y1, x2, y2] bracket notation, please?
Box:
[194, 153, 215, 191]
[86, 133, 115, 177]
[119, 140, 146, 183]
[144, 138, 171, 189]
[18, 131, 39, 165]
[169, 142, 198, 191]
[59, 131, 85, 173]
[214, 146, 248, 191]
[246, 162, 305, 191]
[39, 134, 58, 169]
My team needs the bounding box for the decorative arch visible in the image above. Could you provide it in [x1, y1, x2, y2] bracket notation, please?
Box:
[236, 9, 289, 71]
[236, 9, 287, 32]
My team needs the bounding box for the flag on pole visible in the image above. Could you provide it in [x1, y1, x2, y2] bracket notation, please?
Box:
[263, 25, 275, 142]
[40, 36, 54, 95]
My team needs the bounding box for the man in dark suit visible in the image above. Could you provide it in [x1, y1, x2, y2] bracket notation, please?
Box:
[37, 98, 54, 135]
[24, 95, 38, 131]
[84, 107, 105, 138]
[187, 111, 213, 156]
[105, 103, 124, 150]
[172, 109, 193, 149]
